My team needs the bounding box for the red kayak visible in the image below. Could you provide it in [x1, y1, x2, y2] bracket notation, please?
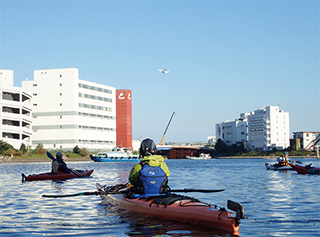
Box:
[96, 183, 245, 235]
[289, 163, 320, 175]
[22, 169, 94, 181]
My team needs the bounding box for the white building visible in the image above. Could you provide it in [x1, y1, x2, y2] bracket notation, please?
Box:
[293, 131, 320, 150]
[207, 136, 216, 145]
[248, 105, 289, 151]
[22, 68, 116, 150]
[216, 113, 248, 147]
[0, 70, 32, 149]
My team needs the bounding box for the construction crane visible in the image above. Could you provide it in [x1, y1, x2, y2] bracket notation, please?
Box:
[159, 112, 175, 145]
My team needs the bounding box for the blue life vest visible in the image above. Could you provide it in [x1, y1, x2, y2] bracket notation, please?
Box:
[139, 164, 167, 195]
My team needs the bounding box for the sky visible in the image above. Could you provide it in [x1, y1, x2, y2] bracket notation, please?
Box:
[0, 0, 319, 144]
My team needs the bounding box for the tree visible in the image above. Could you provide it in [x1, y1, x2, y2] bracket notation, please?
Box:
[0, 141, 15, 154]
[215, 139, 227, 153]
[19, 143, 27, 154]
[73, 145, 81, 154]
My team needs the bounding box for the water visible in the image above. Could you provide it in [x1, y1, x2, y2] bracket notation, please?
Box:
[1, 158, 319, 237]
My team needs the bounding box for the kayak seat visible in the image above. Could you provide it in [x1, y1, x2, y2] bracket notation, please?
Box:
[147, 194, 201, 208]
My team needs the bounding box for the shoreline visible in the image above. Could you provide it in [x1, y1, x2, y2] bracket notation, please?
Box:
[1, 156, 92, 163]
[1, 156, 318, 164]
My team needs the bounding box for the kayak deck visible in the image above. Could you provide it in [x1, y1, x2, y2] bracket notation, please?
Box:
[22, 169, 94, 182]
[289, 163, 320, 175]
[96, 183, 245, 235]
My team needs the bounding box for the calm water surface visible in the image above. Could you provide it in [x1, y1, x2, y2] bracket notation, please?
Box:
[1, 158, 319, 236]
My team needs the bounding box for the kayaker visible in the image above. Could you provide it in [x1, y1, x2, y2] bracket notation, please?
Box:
[128, 138, 170, 196]
[281, 151, 289, 165]
[52, 152, 72, 173]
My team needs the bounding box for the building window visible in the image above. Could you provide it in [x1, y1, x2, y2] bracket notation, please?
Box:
[60, 74, 62, 78]
[33, 84, 37, 86]
[33, 93, 37, 96]
[60, 93, 62, 96]
[60, 83, 62, 86]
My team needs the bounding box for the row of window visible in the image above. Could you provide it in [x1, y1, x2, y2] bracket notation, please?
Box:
[78, 139, 116, 144]
[33, 124, 115, 131]
[78, 112, 115, 120]
[250, 117, 264, 122]
[79, 103, 112, 112]
[79, 125, 115, 132]
[78, 93, 112, 103]
[78, 83, 112, 94]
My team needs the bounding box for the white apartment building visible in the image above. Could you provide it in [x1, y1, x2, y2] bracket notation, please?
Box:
[216, 106, 290, 151]
[293, 131, 320, 150]
[248, 106, 289, 151]
[0, 70, 32, 149]
[22, 68, 116, 150]
[216, 113, 248, 147]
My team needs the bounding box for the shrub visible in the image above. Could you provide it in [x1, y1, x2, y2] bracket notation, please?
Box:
[79, 147, 90, 157]
[73, 145, 81, 154]
[35, 143, 46, 154]
[0, 141, 15, 154]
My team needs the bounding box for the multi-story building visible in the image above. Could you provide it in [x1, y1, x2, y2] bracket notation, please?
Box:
[292, 131, 320, 150]
[0, 70, 32, 149]
[216, 106, 290, 151]
[216, 113, 248, 147]
[248, 105, 289, 151]
[22, 68, 117, 150]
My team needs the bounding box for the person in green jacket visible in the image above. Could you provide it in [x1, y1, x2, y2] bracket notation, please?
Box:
[128, 138, 170, 195]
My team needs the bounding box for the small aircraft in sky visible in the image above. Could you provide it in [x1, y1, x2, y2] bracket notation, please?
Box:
[159, 69, 169, 74]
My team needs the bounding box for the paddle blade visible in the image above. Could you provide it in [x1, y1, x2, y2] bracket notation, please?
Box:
[42, 191, 99, 198]
[46, 152, 55, 160]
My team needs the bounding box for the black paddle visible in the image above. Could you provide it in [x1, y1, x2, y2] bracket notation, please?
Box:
[42, 188, 225, 198]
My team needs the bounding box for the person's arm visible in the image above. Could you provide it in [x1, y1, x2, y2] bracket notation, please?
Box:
[161, 162, 171, 177]
[61, 162, 71, 173]
[129, 164, 141, 184]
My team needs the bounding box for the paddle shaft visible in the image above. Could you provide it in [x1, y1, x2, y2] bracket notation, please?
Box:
[42, 188, 224, 198]
[171, 189, 225, 193]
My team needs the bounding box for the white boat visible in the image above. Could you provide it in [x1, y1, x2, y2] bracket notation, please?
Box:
[90, 147, 140, 162]
[186, 153, 211, 160]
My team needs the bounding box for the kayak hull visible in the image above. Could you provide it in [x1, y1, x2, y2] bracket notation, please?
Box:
[289, 163, 320, 175]
[265, 163, 292, 170]
[22, 169, 94, 181]
[96, 183, 241, 235]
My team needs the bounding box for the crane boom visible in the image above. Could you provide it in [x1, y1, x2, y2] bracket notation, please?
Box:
[159, 112, 175, 145]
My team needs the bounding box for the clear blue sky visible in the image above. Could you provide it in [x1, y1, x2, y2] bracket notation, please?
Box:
[1, 0, 319, 143]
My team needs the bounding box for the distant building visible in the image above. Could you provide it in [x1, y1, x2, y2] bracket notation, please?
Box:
[22, 68, 117, 150]
[0, 70, 32, 149]
[293, 131, 320, 150]
[248, 106, 289, 151]
[207, 136, 216, 145]
[216, 105, 290, 151]
[216, 113, 248, 147]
